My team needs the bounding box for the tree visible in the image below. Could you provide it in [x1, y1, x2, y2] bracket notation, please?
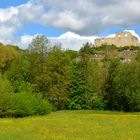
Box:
[104, 58, 140, 111]
[0, 44, 19, 73]
[135, 49, 140, 61]
[5, 53, 32, 93]
[104, 58, 120, 110]
[79, 42, 93, 56]
[67, 60, 83, 110]
[47, 46, 72, 109]
[28, 35, 51, 55]
[28, 35, 51, 89]
[68, 43, 106, 110]
[78, 43, 92, 108]
[33, 45, 72, 109]
[85, 60, 106, 109]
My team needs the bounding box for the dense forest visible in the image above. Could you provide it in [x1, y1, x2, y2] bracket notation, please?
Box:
[0, 35, 140, 117]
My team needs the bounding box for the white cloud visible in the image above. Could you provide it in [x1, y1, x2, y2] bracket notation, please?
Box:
[124, 30, 140, 41]
[3, 30, 140, 51]
[103, 30, 140, 42]
[2, 0, 139, 37]
[41, 10, 86, 31]
[0, 26, 15, 44]
[41, 0, 140, 35]
[1, 0, 140, 48]
[15, 32, 97, 50]
[0, 1, 44, 45]
[0, 7, 18, 22]
[20, 34, 37, 49]
[106, 33, 116, 38]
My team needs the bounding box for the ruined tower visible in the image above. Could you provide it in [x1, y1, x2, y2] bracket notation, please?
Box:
[94, 32, 139, 47]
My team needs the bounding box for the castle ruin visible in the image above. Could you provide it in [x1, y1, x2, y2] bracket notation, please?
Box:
[95, 32, 139, 47]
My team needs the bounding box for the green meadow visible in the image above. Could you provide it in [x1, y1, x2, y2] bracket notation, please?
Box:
[0, 110, 139, 140]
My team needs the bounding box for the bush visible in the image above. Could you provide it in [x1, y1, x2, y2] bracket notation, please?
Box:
[13, 92, 52, 117]
[0, 75, 13, 94]
[0, 92, 14, 117]
[91, 97, 107, 110]
[67, 101, 82, 110]
[11, 80, 32, 93]
[0, 92, 52, 118]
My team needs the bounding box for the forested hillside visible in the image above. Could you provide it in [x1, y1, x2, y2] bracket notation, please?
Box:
[0, 35, 140, 117]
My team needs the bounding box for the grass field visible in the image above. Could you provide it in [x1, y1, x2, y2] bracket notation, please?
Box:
[0, 110, 140, 140]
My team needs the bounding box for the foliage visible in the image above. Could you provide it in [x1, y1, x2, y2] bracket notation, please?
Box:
[79, 42, 94, 55]
[12, 92, 52, 117]
[39, 46, 72, 109]
[68, 43, 106, 110]
[135, 49, 140, 61]
[28, 35, 50, 92]
[67, 60, 83, 110]
[0, 44, 20, 73]
[0, 92, 52, 118]
[91, 97, 107, 110]
[118, 45, 140, 51]
[93, 44, 117, 52]
[67, 43, 92, 110]
[28, 35, 51, 54]
[0, 75, 13, 94]
[105, 59, 140, 111]
[85, 60, 107, 110]
[5, 53, 32, 93]
[1, 37, 140, 113]
[64, 50, 78, 60]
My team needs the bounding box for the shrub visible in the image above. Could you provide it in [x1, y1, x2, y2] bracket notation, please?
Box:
[67, 101, 82, 110]
[91, 97, 107, 110]
[12, 92, 52, 117]
[0, 75, 13, 94]
[0, 92, 14, 117]
[0, 92, 52, 118]
[11, 80, 32, 93]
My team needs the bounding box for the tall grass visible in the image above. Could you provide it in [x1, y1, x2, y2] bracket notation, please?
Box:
[0, 110, 139, 140]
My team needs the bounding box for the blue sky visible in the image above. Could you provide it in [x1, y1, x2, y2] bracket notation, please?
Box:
[15, 24, 65, 37]
[102, 26, 140, 37]
[0, 0, 140, 50]
[0, 0, 65, 37]
[0, 0, 29, 8]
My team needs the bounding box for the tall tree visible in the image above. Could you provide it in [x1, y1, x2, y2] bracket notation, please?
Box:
[68, 43, 106, 109]
[28, 35, 51, 89]
[45, 46, 71, 109]
[28, 35, 50, 55]
[35, 46, 72, 109]
[67, 60, 83, 109]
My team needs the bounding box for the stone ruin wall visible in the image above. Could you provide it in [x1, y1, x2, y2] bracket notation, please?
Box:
[95, 32, 139, 47]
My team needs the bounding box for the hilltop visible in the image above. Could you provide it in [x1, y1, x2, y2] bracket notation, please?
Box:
[94, 31, 139, 47]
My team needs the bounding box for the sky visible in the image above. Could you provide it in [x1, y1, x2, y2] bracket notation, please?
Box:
[0, 0, 140, 50]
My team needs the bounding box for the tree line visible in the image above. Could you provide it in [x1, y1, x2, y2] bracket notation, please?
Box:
[0, 35, 140, 117]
